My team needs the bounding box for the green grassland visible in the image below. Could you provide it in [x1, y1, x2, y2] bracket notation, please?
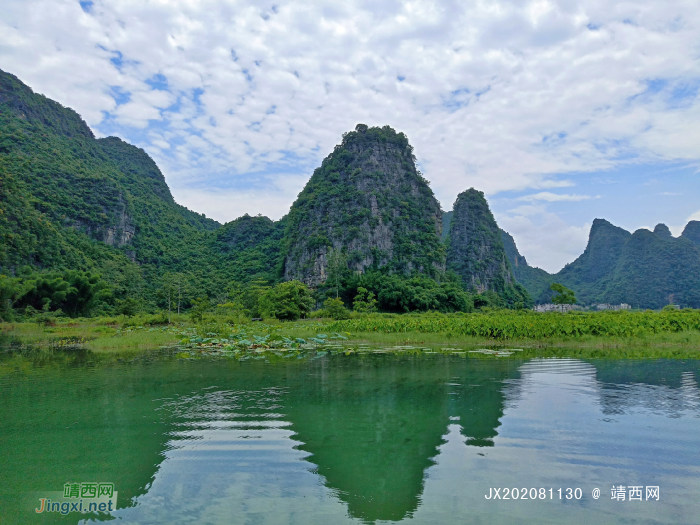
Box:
[2, 309, 700, 361]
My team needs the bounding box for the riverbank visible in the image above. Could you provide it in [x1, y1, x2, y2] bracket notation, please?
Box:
[2, 310, 700, 359]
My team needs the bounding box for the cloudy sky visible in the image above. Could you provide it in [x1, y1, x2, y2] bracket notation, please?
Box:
[1, 0, 699, 272]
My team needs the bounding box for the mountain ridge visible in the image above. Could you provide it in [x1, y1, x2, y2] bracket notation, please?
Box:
[501, 219, 700, 308]
[2, 67, 699, 310]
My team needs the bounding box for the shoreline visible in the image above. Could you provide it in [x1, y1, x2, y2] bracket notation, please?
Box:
[2, 316, 700, 360]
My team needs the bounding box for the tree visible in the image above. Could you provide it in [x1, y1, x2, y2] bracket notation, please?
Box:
[157, 272, 184, 323]
[241, 279, 271, 318]
[100, 259, 144, 305]
[550, 283, 576, 305]
[62, 271, 110, 317]
[326, 248, 348, 298]
[171, 273, 193, 315]
[216, 301, 248, 323]
[116, 297, 140, 317]
[324, 297, 349, 319]
[353, 287, 377, 313]
[260, 281, 314, 321]
[0, 274, 20, 321]
[16, 273, 70, 313]
[14, 270, 109, 317]
[189, 297, 211, 322]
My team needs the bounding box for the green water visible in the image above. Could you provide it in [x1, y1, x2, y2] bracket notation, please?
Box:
[1, 350, 699, 524]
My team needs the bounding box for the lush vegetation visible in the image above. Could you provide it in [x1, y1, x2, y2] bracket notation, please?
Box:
[326, 309, 700, 340]
[0, 268, 111, 321]
[500, 229, 553, 301]
[550, 283, 576, 304]
[0, 69, 292, 308]
[4, 68, 699, 316]
[504, 218, 700, 309]
[4, 309, 700, 361]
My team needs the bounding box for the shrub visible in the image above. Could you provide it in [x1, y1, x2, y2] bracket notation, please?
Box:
[324, 297, 350, 320]
[260, 281, 314, 321]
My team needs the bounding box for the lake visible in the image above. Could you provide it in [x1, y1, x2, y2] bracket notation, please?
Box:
[1, 350, 699, 524]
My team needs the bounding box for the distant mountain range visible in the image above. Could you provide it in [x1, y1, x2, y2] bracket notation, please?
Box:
[501, 218, 700, 309]
[1, 67, 699, 309]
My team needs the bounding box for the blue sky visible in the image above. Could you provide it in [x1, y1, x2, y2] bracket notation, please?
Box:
[1, 0, 699, 272]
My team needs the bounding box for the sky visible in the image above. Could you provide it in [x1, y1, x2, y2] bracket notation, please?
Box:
[1, 0, 699, 273]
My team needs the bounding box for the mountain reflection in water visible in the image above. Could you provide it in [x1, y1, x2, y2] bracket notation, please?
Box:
[1, 353, 699, 524]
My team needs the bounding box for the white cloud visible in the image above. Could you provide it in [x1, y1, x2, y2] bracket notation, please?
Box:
[1, 0, 700, 266]
[497, 211, 591, 273]
[516, 192, 598, 202]
[171, 173, 310, 223]
[688, 209, 700, 222]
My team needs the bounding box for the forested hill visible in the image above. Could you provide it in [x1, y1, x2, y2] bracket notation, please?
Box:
[502, 219, 700, 308]
[283, 124, 445, 285]
[0, 68, 217, 269]
[0, 68, 286, 302]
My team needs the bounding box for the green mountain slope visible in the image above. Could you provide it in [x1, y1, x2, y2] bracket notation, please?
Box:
[4, 68, 698, 312]
[500, 229, 553, 300]
[1, 69, 143, 276]
[555, 219, 632, 304]
[681, 221, 700, 246]
[0, 69, 219, 274]
[209, 214, 287, 284]
[603, 225, 700, 308]
[502, 217, 700, 308]
[555, 220, 700, 308]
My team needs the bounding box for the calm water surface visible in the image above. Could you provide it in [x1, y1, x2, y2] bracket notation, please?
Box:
[1, 351, 699, 524]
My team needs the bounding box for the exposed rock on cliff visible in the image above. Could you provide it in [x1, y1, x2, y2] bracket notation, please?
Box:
[445, 189, 526, 302]
[283, 124, 444, 286]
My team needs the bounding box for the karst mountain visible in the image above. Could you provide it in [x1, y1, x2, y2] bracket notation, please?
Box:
[2, 67, 699, 309]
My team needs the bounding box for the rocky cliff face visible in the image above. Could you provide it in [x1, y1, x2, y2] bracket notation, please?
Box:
[446, 189, 514, 293]
[283, 124, 444, 286]
[66, 193, 135, 248]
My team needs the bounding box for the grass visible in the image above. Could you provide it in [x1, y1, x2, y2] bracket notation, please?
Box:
[2, 311, 700, 360]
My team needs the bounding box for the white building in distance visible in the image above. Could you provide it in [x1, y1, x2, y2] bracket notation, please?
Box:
[533, 303, 582, 313]
[594, 303, 631, 311]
